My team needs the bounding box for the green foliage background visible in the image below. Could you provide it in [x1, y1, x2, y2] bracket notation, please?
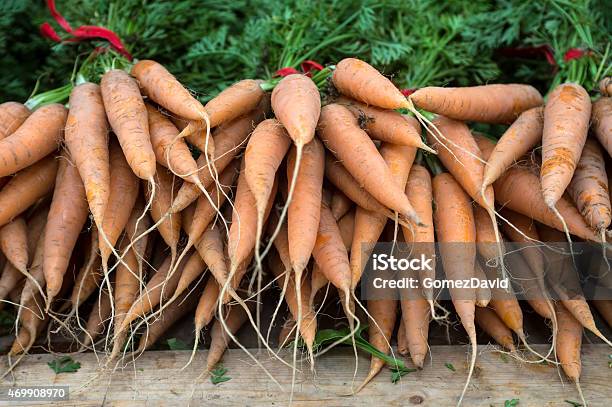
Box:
[1, 0, 610, 102]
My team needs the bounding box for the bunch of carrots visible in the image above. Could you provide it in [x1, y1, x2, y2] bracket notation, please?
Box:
[0, 55, 610, 406]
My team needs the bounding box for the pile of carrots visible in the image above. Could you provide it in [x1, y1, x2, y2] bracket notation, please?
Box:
[0, 56, 611, 406]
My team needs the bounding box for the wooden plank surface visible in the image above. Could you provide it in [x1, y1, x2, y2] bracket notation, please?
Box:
[1, 345, 610, 406]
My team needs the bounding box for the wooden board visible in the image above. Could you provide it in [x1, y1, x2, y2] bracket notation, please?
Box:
[1, 345, 610, 406]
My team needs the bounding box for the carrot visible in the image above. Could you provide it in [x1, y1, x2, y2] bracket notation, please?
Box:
[567, 138, 611, 233]
[43, 154, 89, 304]
[593, 300, 612, 328]
[99, 140, 140, 266]
[69, 251, 102, 313]
[473, 204, 500, 264]
[268, 249, 317, 351]
[0, 263, 23, 309]
[187, 161, 238, 247]
[9, 294, 47, 356]
[205, 79, 265, 128]
[65, 83, 110, 230]
[411, 84, 543, 124]
[475, 307, 516, 352]
[482, 107, 543, 189]
[228, 164, 277, 274]
[146, 104, 202, 185]
[286, 137, 324, 275]
[324, 154, 392, 217]
[101, 69, 156, 180]
[357, 299, 397, 390]
[331, 190, 352, 221]
[245, 118, 291, 247]
[494, 165, 599, 241]
[109, 240, 141, 359]
[124, 197, 152, 278]
[117, 254, 184, 333]
[169, 115, 213, 157]
[146, 165, 181, 260]
[19, 227, 46, 312]
[402, 164, 435, 305]
[194, 275, 221, 333]
[473, 262, 491, 308]
[332, 58, 408, 109]
[319, 104, 420, 224]
[350, 208, 387, 289]
[196, 225, 228, 288]
[136, 284, 200, 353]
[0, 102, 30, 139]
[170, 107, 264, 213]
[397, 319, 408, 356]
[278, 316, 296, 347]
[0, 156, 58, 228]
[131, 60, 207, 122]
[555, 302, 586, 405]
[172, 249, 206, 299]
[432, 172, 477, 405]
[81, 286, 112, 349]
[206, 302, 252, 372]
[591, 97, 612, 157]
[541, 83, 591, 209]
[400, 287, 430, 368]
[309, 264, 329, 307]
[0, 217, 28, 273]
[337, 96, 433, 152]
[0, 104, 66, 177]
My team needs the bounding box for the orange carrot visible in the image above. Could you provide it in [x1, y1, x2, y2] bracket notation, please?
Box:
[473, 262, 491, 308]
[173, 249, 206, 299]
[268, 249, 316, 350]
[397, 319, 408, 356]
[136, 285, 200, 353]
[555, 302, 585, 404]
[541, 83, 591, 209]
[0, 156, 58, 228]
[337, 96, 432, 152]
[319, 104, 419, 224]
[146, 165, 181, 258]
[81, 286, 112, 349]
[358, 299, 397, 390]
[287, 137, 324, 275]
[400, 286, 430, 368]
[0, 104, 66, 177]
[245, 119, 291, 241]
[411, 84, 543, 123]
[0, 217, 28, 273]
[332, 58, 408, 109]
[591, 97, 612, 157]
[69, 251, 102, 313]
[196, 225, 227, 288]
[593, 300, 612, 328]
[475, 307, 516, 351]
[482, 107, 543, 189]
[206, 302, 252, 372]
[0, 102, 30, 139]
[205, 79, 265, 128]
[194, 275, 221, 333]
[99, 140, 139, 266]
[101, 69, 156, 180]
[331, 190, 352, 221]
[433, 172, 477, 404]
[600, 77, 611, 96]
[65, 82, 110, 228]
[131, 60, 207, 122]
[402, 164, 435, 302]
[170, 107, 264, 213]
[567, 138, 610, 232]
[146, 104, 202, 184]
[324, 154, 391, 217]
[0, 263, 23, 309]
[43, 154, 89, 303]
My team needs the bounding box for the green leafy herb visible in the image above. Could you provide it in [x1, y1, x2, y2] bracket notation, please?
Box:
[445, 362, 456, 372]
[210, 365, 231, 385]
[500, 353, 509, 363]
[505, 399, 520, 407]
[564, 400, 582, 407]
[166, 338, 189, 350]
[47, 356, 81, 374]
[390, 366, 417, 383]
